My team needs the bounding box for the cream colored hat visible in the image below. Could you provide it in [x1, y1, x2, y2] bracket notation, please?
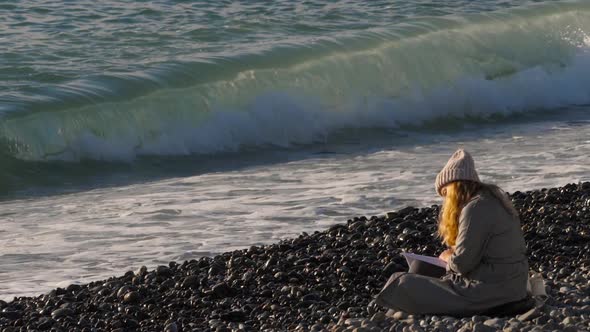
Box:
[435, 149, 480, 196]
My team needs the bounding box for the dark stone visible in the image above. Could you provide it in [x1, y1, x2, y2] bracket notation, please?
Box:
[242, 271, 254, 282]
[116, 286, 132, 298]
[156, 265, 172, 277]
[220, 310, 247, 322]
[208, 260, 226, 275]
[263, 257, 278, 270]
[160, 279, 175, 290]
[37, 317, 54, 330]
[0, 310, 22, 320]
[274, 272, 287, 280]
[164, 322, 178, 332]
[302, 293, 321, 302]
[51, 308, 74, 319]
[181, 275, 200, 289]
[77, 317, 91, 327]
[124, 318, 139, 328]
[136, 265, 148, 277]
[123, 291, 141, 304]
[66, 284, 82, 293]
[212, 283, 234, 298]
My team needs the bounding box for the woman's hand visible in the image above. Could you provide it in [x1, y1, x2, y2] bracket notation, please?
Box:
[439, 248, 454, 262]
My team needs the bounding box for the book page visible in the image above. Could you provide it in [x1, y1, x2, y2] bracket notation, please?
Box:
[402, 252, 448, 268]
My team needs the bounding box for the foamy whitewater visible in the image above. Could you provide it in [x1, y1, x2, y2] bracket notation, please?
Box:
[2, 0, 590, 300]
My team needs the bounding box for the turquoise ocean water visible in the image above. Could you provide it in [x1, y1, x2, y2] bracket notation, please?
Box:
[1, 0, 589, 193]
[2, 0, 590, 299]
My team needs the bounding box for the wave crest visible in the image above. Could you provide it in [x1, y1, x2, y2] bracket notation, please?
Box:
[1, 1, 590, 162]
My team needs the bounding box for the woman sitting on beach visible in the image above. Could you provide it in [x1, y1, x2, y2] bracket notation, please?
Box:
[375, 149, 529, 316]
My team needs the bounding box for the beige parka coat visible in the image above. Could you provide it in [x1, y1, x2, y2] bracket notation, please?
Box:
[375, 190, 529, 316]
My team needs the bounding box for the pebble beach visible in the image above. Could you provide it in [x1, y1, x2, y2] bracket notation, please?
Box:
[3, 1, 590, 331]
[1, 182, 589, 332]
[3, 0, 590, 308]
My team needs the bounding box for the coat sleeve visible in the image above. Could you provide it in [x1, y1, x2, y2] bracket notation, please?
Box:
[447, 199, 492, 276]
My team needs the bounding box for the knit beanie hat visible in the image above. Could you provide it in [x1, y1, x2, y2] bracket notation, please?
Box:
[435, 149, 481, 196]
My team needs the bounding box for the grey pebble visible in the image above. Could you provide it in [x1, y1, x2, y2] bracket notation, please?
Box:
[483, 318, 504, 327]
[392, 311, 408, 320]
[50, 308, 73, 319]
[164, 322, 178, 332]
[352, 327, 371, 332]
[472, 322, 496, 332]
[562, 316, 575, 325]
[344, 318, 363, 326]
[408, 325, 424, 332]
[370, 312, 385, 322]
[122, 291, 141, 304]
[517, 306, 543, 321]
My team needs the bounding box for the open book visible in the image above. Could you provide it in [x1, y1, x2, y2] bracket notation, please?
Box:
[402, 252, 447, 269]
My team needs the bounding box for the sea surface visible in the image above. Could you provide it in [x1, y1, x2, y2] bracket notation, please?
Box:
[2, 0, 590, 300]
